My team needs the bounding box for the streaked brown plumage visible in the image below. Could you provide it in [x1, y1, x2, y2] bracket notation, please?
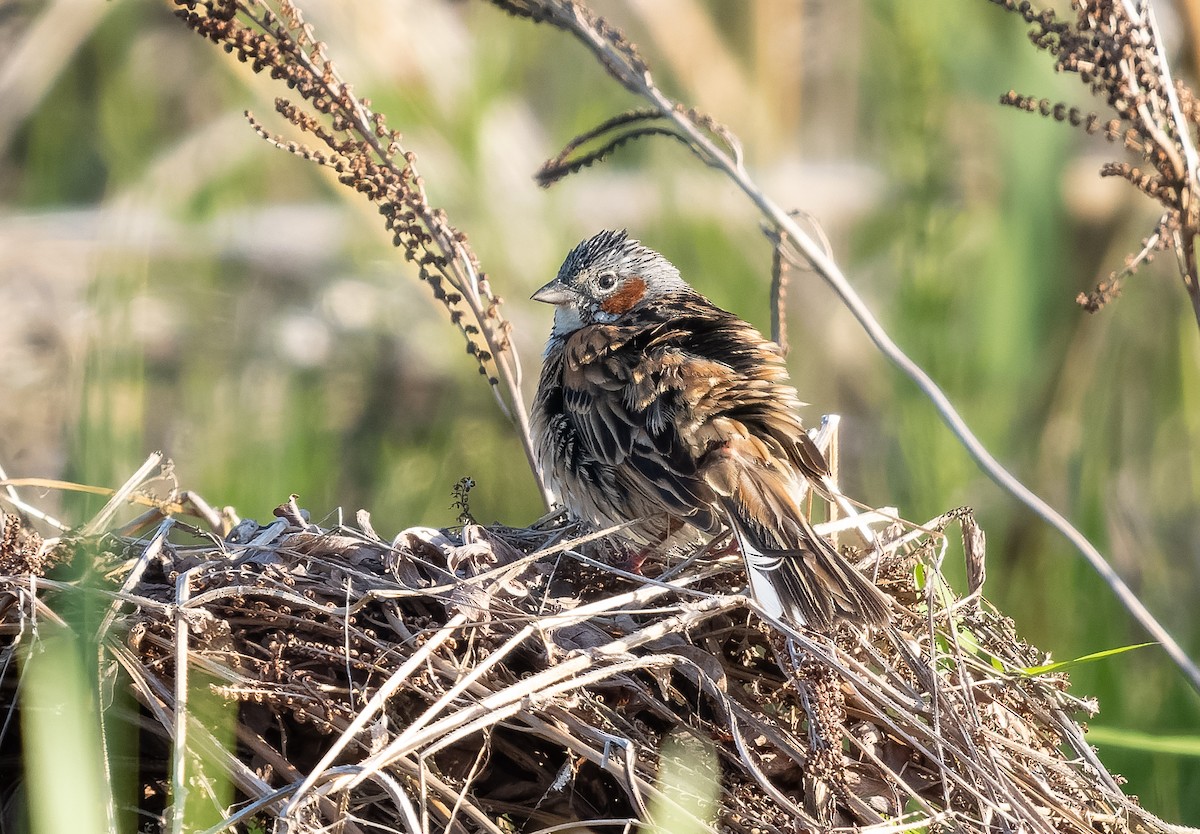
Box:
[531, 230, 889, 629]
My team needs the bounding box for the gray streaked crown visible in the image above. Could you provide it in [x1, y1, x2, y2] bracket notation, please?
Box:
[557, 229, 688, 296]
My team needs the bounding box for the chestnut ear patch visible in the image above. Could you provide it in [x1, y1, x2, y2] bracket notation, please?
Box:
[599, 276, 647, 314]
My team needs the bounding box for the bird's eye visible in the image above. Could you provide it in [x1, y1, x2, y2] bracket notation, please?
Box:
[596, 272, 618, 291]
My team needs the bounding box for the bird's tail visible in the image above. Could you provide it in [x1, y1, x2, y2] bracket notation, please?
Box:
[704, 436, 891, 629]
[725, 508, 891, 629]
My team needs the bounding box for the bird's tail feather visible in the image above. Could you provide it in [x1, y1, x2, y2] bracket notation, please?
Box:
[704, 435, 890, 629]
[724, 501, 890, 630]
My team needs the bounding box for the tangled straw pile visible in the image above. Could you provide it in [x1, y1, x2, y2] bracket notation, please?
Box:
[0, 453, 1178, 834]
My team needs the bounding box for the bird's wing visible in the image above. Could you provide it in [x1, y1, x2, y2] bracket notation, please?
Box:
[649, 300, 832, 482]
[558, 321, 727, 523]
[557, 297, 832, 514]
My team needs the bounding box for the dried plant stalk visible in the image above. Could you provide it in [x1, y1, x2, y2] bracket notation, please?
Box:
[991, 0, 1200, 323]
[171, 0, 548, 503]
[0, 459, 1186, 834]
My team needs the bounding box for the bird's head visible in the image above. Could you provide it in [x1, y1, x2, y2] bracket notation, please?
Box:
[532, 230, 688, 337]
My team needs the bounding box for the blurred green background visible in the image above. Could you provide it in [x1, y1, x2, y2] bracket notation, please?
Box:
[1, 0, 1197, 821]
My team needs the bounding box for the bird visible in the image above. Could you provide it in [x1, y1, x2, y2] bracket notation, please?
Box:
[530, 229, 890, 630]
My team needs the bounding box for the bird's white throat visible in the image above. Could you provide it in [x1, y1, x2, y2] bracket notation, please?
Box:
[549, 304, 585, 344]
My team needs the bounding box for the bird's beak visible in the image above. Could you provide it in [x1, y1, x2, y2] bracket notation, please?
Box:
[531, 279, 575, 306]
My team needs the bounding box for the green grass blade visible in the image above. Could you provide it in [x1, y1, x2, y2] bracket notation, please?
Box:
[21, 632, 112, 834]
[649, 731, 719, 834]
[1086, 726, 1200, 758]
[1020, 642, 1156, 676]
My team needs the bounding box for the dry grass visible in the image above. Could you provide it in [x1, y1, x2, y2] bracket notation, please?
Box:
[0, 448, 1179, 834]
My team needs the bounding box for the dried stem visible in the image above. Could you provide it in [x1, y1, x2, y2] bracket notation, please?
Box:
[991, 0, 1200, 328]
[768, 229, 790, 354]
[171, 0, 551, 507]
